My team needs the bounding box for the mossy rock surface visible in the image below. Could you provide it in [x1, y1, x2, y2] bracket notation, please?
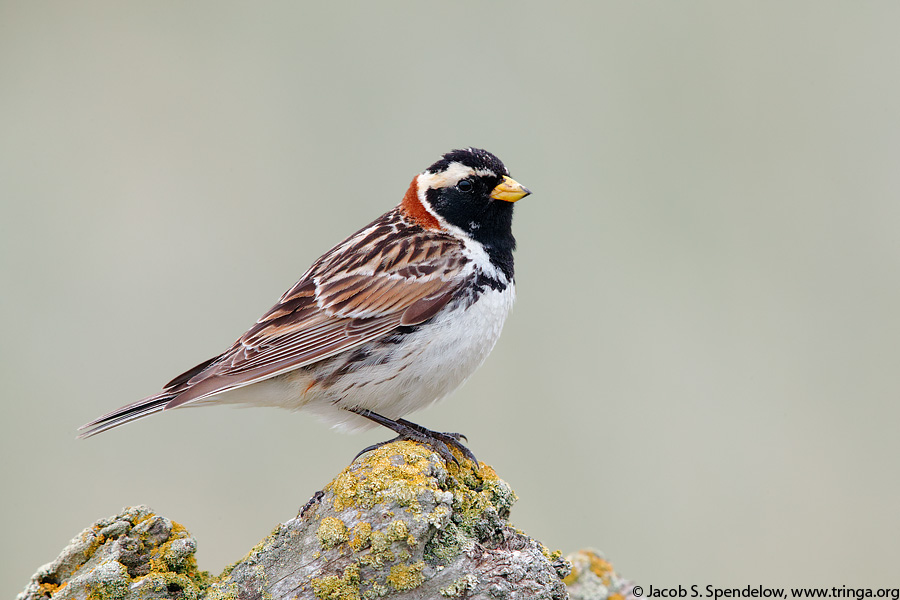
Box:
[17, 505, 209, 600]
[20, 442, 631, 600]
[207, 441, 569, 599]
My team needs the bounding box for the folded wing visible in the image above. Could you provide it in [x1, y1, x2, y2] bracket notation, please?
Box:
[79, 213, 470, 436]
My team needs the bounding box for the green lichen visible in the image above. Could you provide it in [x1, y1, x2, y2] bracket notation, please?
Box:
[203, 581, 241, 600]
[385, 519, 408, 540]
[132, 572, 206, 600]
[359, 530, 395, 569]
[358, 518, 415, 569]
[425, 522, 469, 565]
[317, 517, 350, 550]
[440, 574, 478, 597]
[362, 583, 388, 599]
[85, 562, 130, 600]
[311, 562, 361, 600]
[424, 458, 517, 567]
[386, 561, 425, 591]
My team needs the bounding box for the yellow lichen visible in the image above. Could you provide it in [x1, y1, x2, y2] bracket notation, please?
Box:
[359, 529, 395, 568]
[349, 522, 372, 552]
[563, 548, 615, 586]
[541, 546, 563, 562]
[386, 561, 425, 591]
[317, 517, 350, 550]
[136, 519, 209, 596]
[385, 519, 408, 541]
[588, 554, 614, 579]
[357, 516, 416, 568]
[38, 581, 67, 597]
[311, 563, 361, 600]
[326, 442, 449, 511]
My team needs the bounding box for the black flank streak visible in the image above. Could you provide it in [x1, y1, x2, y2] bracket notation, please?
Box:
[474, 271, 508, 293]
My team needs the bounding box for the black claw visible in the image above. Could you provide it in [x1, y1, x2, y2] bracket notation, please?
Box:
[428, 438, 459, 466]
[353, 435, 403, 462]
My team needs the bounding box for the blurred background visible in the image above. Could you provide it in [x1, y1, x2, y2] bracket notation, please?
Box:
[3, 1, 900, 594]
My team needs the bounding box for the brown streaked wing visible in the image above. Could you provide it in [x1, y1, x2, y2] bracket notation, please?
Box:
[164, 216, 470, 409]
[317, 274, 447, 318]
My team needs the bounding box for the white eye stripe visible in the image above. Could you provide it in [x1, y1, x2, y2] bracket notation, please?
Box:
[419, 162, 498, 190]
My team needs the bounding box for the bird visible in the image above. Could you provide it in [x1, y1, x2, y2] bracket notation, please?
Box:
[78, 148, 530, 465]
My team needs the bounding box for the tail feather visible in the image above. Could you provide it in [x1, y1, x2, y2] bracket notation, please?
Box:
[77, 393, 176, 438]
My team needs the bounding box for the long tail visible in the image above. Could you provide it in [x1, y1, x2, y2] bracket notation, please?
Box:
[78, 354, 225, 438]
[77, 392, 177, 438]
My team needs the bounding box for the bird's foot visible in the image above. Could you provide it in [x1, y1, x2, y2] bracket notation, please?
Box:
[396, 418, 478, 465]
[348, 408, 478, 467]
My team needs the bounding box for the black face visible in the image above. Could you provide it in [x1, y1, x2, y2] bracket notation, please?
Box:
[424, 148, 517, 279]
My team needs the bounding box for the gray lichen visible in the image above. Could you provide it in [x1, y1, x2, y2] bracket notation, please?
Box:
[563, 549, 637, 600]
[18, 441, 632, 600]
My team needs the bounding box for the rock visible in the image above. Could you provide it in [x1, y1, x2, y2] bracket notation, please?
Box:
[18, 441, 634, 600]
[207, 441, 569, 599]
[17, 505, 208, 600]
[563, 549, 636, 600]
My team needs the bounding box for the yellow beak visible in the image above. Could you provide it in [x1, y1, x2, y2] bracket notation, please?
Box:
[489, 175, 531, 203]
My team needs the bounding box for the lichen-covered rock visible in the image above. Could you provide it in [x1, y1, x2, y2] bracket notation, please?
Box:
[207, 440, 570, 599]
[21, 443, 638, 600]
[17, 505, 209, 600]
[563, 549, 636, 600]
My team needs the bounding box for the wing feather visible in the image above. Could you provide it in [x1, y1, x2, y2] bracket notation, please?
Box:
[161, 209, 471, 409]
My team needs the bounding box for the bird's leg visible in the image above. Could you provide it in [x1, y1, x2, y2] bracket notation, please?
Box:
[347, 408, 478, 466]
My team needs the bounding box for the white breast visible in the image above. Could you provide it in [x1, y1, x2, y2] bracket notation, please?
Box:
[293, 282, 516, 431]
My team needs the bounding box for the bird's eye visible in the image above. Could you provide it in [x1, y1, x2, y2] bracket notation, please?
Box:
[457, 179, 474, 192]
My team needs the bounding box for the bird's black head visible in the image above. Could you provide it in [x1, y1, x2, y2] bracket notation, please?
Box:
[414, 148, 530, 277]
